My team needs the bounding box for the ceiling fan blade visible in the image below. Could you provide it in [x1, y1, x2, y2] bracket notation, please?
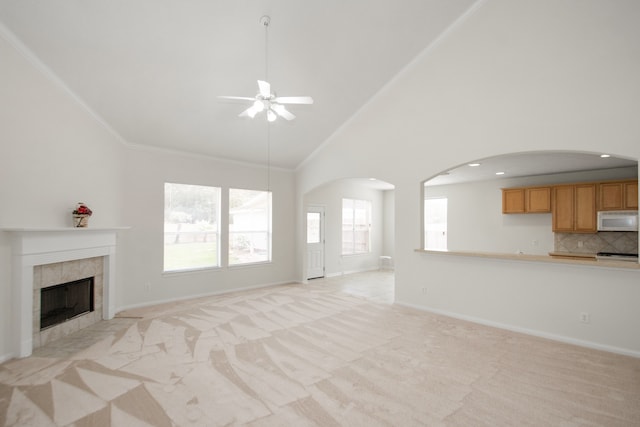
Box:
[274, 96, 314, 105]
[271, 104, 296, 121]
[218, 96, 255, 102]
[257, 80, 271, 98]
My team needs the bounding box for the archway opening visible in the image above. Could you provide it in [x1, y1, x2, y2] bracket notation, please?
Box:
[421, 151, 638, 255]
[302, 177, 396, 290]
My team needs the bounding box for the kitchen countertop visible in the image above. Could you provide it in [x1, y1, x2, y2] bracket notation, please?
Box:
[548, 251, 597, 259]
[415, 249, 640, 270]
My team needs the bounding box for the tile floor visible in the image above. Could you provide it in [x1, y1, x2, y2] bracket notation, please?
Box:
[308, 270, 394, 304]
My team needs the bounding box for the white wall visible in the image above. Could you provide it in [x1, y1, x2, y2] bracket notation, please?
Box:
[296, 0, 640, 355]
[425, 166, 638, 255]
[304, 180, 386, 277]
[382, 190, 395, 260]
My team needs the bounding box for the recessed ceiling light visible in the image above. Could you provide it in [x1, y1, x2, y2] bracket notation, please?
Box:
[600, 154, 611, 158]
[468, 163, 481, 167]
[495, 171, 505, 175]
[369, 178, 377, 181]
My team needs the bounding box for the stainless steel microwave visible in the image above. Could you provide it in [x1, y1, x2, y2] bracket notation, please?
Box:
[597, 210, 638, 231]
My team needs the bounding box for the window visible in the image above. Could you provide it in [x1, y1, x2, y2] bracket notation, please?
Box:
[229, 189, 272, 265]
[307, 212, 321, 244]
[424, 197, 447, 250]
[164, 183, 220, 272]
[342, 198, 371, 255]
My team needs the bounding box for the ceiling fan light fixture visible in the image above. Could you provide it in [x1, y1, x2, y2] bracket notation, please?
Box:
[253, 100, 265, 112]
[267, 109, 277, 122]
[247, 106, 258, 118]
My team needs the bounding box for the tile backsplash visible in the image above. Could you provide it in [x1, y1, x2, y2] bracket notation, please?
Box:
[555, 232, 638, 254]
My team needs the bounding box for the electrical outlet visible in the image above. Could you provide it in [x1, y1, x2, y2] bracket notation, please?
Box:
[145, 282, 151, 291]
[578, 241, 584, 248]
[580, 312, 590, 324]
[421, 287, 427, 294]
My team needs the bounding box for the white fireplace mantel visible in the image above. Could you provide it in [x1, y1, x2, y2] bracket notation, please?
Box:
[2, 227, 127, 358]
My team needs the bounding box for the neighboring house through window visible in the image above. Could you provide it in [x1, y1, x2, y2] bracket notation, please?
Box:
[229, 188, 272, 265]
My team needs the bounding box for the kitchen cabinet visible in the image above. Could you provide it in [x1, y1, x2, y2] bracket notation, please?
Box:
[552, 183, 597, 233]
[502, 188, 525, 213]
[599, 180, 638, 210]
[628, 182, 639, 209]
[526, 187, 551, 213]
[502, 186, 551, 214]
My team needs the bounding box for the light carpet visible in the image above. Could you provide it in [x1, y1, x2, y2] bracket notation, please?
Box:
[1, 272, 639, 426]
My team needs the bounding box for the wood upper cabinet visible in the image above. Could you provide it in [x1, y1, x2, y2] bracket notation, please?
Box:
[627, 181, 639, 209]
[526, 187, 551, 213]
[552, 183, 597, 233]
[552, 185, 574, 232]
[502, 188, 525, 213]
[502, 187, 551, 214]
[599, 180, 638, 210]
[574, 184, 597, 232]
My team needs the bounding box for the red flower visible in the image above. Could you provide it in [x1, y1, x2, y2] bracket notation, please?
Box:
[73, 203, 93, 216]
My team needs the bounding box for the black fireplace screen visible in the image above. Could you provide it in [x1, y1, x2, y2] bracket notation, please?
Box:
[40, 277, 94, 330]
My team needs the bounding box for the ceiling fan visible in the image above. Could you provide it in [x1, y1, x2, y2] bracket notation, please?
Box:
[218, 16, 313, 122]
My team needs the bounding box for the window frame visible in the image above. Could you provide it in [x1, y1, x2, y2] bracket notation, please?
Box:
[228, 188, 273, 267]
[424, 196, 448, 251]
[342, 198, 372, 256]
[163, 182, 221, 273]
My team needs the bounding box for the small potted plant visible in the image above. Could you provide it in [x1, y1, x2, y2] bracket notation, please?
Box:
[72, 202, 92, 227]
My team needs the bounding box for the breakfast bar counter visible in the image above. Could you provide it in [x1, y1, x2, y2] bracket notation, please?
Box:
[416, 249, 640, 270]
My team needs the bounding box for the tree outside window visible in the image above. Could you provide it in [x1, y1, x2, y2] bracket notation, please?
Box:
[164, 183, 220, 272]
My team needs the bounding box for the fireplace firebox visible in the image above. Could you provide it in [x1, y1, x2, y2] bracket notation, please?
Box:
[40, 277, 95, 330]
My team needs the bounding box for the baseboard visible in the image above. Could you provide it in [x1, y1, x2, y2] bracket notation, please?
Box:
[395, 301, 640, 359]
[117, 280, 298, 313]
[325, 267, 381, 278]
[0, 352, 15, 364]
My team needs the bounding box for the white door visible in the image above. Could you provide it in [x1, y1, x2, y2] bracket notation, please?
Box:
[306, 206, 325, 279]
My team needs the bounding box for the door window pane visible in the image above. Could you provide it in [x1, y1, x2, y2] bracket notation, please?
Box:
[307, 212, 321, 243]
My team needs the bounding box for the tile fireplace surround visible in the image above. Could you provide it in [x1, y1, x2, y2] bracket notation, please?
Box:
[33, 257, 103, 349]
[3, 228, 124, 358]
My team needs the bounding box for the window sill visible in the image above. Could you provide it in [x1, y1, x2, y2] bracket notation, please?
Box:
[228, 261, 273, 270]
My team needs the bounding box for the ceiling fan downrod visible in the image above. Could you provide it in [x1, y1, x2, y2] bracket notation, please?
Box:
[260, 16, 270, 83]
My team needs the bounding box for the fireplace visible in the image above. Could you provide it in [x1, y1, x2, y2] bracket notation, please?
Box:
[33, 257, 104, 348]
[3, 227, 123, 358]
[41, 277, 95, 330]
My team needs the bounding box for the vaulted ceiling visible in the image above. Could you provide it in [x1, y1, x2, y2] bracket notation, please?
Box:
[0, 0, 477, 169]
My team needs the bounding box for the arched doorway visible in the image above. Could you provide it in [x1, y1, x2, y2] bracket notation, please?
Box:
[302, 178, 395, 285]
